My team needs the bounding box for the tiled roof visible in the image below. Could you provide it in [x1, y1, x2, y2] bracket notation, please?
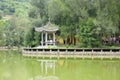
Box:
[35, 22, 59, 32]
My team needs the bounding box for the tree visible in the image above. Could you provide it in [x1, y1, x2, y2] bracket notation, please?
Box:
[29, 0, 48, 26]
[0, 20, 8, 46]
[78, 18, 101, 48]
[23, 27, 40, 47]
[28, 0, 120, 47]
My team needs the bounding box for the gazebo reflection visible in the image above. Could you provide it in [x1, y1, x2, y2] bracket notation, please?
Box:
[37, 60, 57, 75]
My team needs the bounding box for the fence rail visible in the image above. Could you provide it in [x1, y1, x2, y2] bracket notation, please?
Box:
[22, 48, 120, 59]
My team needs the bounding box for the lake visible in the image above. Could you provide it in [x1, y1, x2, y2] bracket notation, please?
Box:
[0, 50, 120, 80]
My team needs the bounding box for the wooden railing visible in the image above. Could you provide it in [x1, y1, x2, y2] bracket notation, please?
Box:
[22, 48, 120, 59]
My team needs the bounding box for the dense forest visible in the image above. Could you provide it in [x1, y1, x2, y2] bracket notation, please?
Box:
[0, 0, 120, 48]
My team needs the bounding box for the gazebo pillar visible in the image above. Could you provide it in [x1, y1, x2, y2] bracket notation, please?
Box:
[45, 32, 48, 46]
[41, 32, 43, 46]
[53, 33, 55, 46]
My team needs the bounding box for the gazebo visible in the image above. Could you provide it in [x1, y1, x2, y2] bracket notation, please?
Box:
[35, 21, 59, 46]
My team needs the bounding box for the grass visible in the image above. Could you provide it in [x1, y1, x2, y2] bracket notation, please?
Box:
[57, 44, 120, 49]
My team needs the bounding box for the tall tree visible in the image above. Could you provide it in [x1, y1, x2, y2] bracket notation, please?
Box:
[29, 0, 120, 47]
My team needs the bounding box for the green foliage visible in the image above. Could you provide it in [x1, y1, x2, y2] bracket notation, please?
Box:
[0, 20, 9, 46]
[0, 0, 120, 48]
[28, 0, 120, 48]
[0, 0, 31, 47]
[24, 27, 34, 47]
[0, 0, 30, 15]
[23, 27, 40, 47]
[0, 15, 2, 19]
[78, 18, 101, 48]
[29, 0, 48, 26]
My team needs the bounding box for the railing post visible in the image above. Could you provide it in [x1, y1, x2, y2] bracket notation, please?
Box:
[92, 49, 93, 60]
[82, 49, 84, 59]
[101, 49, 103, 60]
[66, 49, 68, 59]
[57, 49, 60, 59]
[110, 49, 113, 60]
[74, 49, 76, 59]
[43, 49, 45, 59]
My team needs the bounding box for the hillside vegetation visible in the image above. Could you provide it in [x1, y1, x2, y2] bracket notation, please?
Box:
[0, 0, 120, 48]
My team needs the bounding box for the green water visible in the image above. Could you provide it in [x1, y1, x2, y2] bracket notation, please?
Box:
[0, 50, 120, 80]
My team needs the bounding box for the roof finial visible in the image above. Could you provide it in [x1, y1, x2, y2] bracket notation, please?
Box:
[42, 24, 44, 26]
[48, 17, 51, 22]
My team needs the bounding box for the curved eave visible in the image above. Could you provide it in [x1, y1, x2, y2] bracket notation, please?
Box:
[44, 29, 59, 32]
[35, 29, 59, 33]
[35, 27, 59, 32]
[35, 27, 43, 32]
[35, 21, 59, 32]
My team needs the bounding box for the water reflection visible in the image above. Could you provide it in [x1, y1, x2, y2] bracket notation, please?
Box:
[38, 60, 56, 75]
[29, 75, 59, 80]
[0, 51, 120, 80]
[31, 60, 59, 80]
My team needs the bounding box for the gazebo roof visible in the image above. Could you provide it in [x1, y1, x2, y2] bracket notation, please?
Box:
[35, 21, 59, 33]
